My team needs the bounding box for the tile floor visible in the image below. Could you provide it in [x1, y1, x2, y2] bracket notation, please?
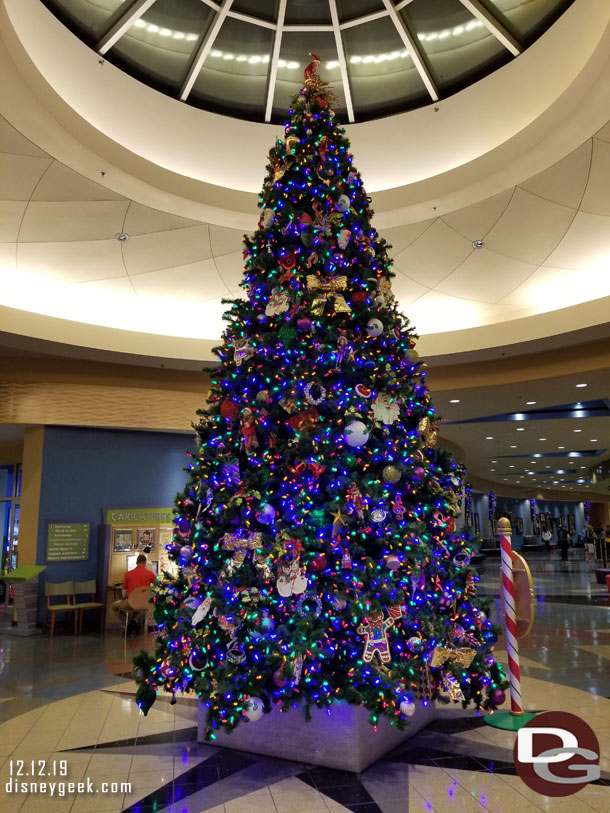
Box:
[0, 551, 608, 812]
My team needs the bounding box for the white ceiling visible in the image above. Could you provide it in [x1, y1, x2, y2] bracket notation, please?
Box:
[2, 112, 610, 341]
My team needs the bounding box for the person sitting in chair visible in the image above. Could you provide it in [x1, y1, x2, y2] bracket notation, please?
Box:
[113, 553, 156, 635]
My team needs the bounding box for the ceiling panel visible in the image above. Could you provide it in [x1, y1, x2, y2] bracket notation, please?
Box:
[17, 238, 125, 283]
[130, 258, 228, 301]
[31, 162, 127, 202]
[122, 225, 213, 275]
[441, 189, 512, 242]
[519, 141, 591, 209]
[437, 248, 536, 303]
[19, 200, 130, 242]
[393, 219, 473, 287]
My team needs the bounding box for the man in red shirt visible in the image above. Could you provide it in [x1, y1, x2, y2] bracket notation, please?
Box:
[112, 554, 156, 634]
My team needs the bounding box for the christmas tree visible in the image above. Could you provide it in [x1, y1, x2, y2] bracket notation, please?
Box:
[134, 58, 508, 736]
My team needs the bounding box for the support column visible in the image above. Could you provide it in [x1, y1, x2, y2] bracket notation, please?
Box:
[19, 426, 44, 565]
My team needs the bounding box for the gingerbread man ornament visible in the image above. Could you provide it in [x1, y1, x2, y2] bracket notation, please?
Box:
[357, 610, 394, 664]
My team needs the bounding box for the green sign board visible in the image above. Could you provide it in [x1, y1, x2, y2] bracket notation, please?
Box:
[47, 523, 90, 562]
[105, 507, 174, 525]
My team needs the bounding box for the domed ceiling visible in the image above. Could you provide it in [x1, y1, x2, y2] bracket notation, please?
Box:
[42, 0, 573, 122]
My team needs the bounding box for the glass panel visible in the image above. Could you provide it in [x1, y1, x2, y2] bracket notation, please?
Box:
[0, 502, 10, 572]
[110, 0, 215, 91]
[43, 0, 129, 40]
[337, 0, 385, 24]
[485, 0, 571, 43]
[232, 0, 279, 23]
[284, 0, 332, 26]
[0, 465, 14, 500]
[400, 0, 509, 92]
[191, 18, 273, 120]
[16, 465, 22, 498]
[273, 33, 345, 122]
[343, 17, 428, 118]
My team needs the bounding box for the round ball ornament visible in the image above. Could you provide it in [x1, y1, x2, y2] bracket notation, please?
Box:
[335, 194, 350, 212]
[413, 466, 425, 482]
[382, 464, 401, 484]
[256, 503, 276, 524]
[407, 636, 422, 652]
[279, 253, 296, 270]
[160, 658, 176, 680]
[297, 317, 313, 331]
[333, 596, 347, 611]
[400, 700, 416, 717]
[370, 508, 387, 524]
[351, 291, 368, 307]
[243, 696, 264, 722]
[311, 553, 327, 573]
[220, 397, 239, 421]
[262, 208, 275, 229]
[188, 650, 207, 671]
[273, 669, 288, 688]
[488, 687, 506, 706]
[256, 390, 271, 406]
[278, 325, 297, 347]
[477, 611, 487, 624]
[344, 420, 370, 448]
[180, 545, 194, 561]
[366, 318, 384, 337]
[301, 231, 314, 248]
[259, 611, 275, 634]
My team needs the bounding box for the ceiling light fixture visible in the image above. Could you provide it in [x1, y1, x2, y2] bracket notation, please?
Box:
[576, 383, 587, 388]
[516, 428, 525, 431]
[526, 401, 537, 405]
[574, 429, 582, 433]
[116, 233, 129, 241]
[590, 438, 598, 442]
[472, 240, 484, 249]
[449, 399, 460, 403]
[485, 436, 493, 440]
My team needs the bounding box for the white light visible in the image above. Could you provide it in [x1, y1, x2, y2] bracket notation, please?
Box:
[134, 19, 146, 28]
[449, 399, 460, 403]
[326, 60, 339, 69]
[453, 25, 464, 36]
[558, 446, 565, 449]
[350, 56, 362, 64]
[485, 436, 493, 440]
[576, 383, 587, 388]
[261, 54, 270, 63]
[539, 438, 546, 441]
[510, 445, 517, 448]
[526, 401, 537, 405]
[236, 55, 247, 62]
[286, 61, 299, 70]
[223, 53, 234, 60]
[363, 55, 375, 64]
[278, 58, 287, 67]
[159, 28, 171, 37]
[516, 427, 525, 431]
[147, 24, 159, 32]
[388, 51, 400, 60]
[590, 438, 598, 442]
[186, 33, 198, 41]
[438, 30, 450, 39]
[249, 55, 262, 64]
[374, 54, 387, 63]
[173, 32, 185, 39]
[466, 20, 478, 31]
[210, 49, 222, 58]
[509, 465, 515, 468]
[427, 32, 438, 41]
[574, 429, 582, 433]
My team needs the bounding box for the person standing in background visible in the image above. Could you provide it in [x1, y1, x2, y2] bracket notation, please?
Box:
[558, 524, 569, 563]
[541, 526, 552, 552]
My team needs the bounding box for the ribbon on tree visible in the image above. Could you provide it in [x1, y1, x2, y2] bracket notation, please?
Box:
[221, 531, 271, 579]
[429, 644, 476, 669]
[306, 274, 351, 314]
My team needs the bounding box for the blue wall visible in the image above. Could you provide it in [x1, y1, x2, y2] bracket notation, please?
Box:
[466, 492, 586, 550]
[35, 426, 191, 619]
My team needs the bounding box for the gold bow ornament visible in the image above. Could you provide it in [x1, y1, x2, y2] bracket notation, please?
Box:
[221, 530, 271, 579]
[306, 274, 351, 315]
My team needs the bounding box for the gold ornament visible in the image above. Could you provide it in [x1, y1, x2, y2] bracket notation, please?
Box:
[429, 644, 476, 669]
[307, 274, 351, 314]
[418, 417, 438, 448]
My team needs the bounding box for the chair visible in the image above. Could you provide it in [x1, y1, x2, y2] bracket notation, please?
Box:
[44, 581, 78, 637]
[73, 580, 105, 634]
[124, 585, 153, 638]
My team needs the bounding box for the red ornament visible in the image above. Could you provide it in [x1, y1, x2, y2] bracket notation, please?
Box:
[220, 397, 239, 421]
[279, 253, 296, 270]
[311, 553, 327, 572]
[160, 658, 176, 680]
[351, 291, 367, 307]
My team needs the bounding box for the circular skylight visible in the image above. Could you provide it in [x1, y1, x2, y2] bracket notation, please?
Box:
[43, 0, 574, 122]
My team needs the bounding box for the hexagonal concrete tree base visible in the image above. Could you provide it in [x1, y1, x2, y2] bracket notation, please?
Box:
[198, 699, 436, 773]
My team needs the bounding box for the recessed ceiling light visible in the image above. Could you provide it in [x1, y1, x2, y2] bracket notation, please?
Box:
[574, 429, 582, 433]
[509, 465, 515, 468]
[485, 436, 493, 440]
[116, 232, 129, 241]
[558, 446, 565, 449]
[490, 469, 495, 472]
[526, 401, 537, 405]
[449, 399, 460, 403]
[510, 445, 517, 448]
[576, 383, 587, 388]
[516, 428, 525, 431]
[580, 466, 586, 469]
[473, 240, 484, 249]
[491, 460, 497, 463]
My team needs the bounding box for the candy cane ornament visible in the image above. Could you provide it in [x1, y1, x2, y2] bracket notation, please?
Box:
[498, 516, 523, 715]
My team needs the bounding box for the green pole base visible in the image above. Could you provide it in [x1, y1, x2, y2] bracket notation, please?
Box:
[484, 711, 538, 731]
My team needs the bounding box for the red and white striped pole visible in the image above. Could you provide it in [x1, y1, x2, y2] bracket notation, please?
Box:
[497, 516, 523, 715]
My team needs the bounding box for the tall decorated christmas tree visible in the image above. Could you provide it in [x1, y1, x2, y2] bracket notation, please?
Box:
[134, 58, 507, 737]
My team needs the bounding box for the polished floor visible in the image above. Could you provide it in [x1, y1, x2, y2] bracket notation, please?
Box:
[0, 552, 609, 813]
